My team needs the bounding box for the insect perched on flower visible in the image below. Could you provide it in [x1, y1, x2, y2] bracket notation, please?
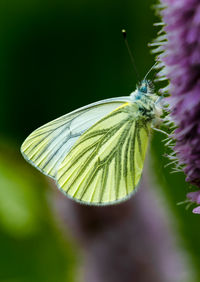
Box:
[21, 78, 163, 206]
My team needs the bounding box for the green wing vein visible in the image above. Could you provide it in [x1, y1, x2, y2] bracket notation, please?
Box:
[56, 103, 151, 205]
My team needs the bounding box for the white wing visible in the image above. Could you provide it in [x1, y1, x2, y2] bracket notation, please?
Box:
[21, 97, 131, 178]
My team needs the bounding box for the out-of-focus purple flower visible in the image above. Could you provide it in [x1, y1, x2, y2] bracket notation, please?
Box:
[153, 0, 200, 209]
[187, 191, 200, 214]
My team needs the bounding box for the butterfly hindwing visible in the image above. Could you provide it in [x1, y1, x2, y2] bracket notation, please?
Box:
[21, 98, 129, 178]
[56, 102, 151, 205]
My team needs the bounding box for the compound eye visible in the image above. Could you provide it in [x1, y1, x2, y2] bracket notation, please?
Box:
[140, 85, 147, 93]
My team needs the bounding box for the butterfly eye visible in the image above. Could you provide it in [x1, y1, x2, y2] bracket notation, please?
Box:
[140, 85, 147, 93]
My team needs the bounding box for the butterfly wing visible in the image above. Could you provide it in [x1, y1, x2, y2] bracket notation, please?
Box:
[21, 97, 130, 178]
[56, 102, 151, 205]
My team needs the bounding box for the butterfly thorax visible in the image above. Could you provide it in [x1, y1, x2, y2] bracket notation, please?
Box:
[129, 93, 156, 121]
[129, 80, 162, 121]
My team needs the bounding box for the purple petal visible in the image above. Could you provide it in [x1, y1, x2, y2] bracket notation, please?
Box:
[192, 206, 200, 214]
[187, 191, 200, 202]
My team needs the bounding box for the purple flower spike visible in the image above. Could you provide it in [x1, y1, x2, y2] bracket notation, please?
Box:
[154, 0, 200, 205]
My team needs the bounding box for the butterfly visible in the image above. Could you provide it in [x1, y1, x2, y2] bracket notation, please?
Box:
[21, 79, 162, 205]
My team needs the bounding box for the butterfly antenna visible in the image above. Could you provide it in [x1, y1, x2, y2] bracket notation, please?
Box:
[122, 29, 140, 81]
[144, 61, 158, 81]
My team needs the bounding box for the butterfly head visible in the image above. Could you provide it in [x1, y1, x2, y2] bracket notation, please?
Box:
[137, 79, 154, 94]
[130, 79, 159, 107]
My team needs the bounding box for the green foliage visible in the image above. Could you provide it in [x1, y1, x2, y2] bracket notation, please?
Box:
[0, 144, 76, 282]
[0, 151, 40, 237]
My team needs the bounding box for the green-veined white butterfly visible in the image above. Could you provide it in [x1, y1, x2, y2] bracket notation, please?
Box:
[21, 79, 162, 205]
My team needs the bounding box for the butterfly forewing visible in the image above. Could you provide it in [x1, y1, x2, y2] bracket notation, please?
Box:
[21, 99, 129, 178]
[56, 102, 151, 205]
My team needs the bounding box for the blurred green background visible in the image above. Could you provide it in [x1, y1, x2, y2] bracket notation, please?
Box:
[1, 0, 200, 281]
